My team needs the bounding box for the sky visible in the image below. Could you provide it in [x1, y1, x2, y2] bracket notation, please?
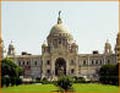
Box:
[2, 1, 118, 55]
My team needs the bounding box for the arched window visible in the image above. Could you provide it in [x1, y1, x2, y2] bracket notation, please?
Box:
[71, 69, 74, 74]
[23, 61, 25, 65]
[27, 61, 29, 65]
[47, 60, 50, 65]
[47, 69, 50, 74]
[92, 60, 94, 65]
[107, 59, 110, 64]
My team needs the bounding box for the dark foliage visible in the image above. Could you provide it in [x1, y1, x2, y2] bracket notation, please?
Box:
[99, 63, 119, 85]
[1, 58, 23, 87]
[55, 75, 73, 92]
[72, 76, 86, 83]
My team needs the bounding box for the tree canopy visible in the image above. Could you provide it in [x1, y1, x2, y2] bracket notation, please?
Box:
[1, 57, 23, 87]
[99, 63, 119, 85]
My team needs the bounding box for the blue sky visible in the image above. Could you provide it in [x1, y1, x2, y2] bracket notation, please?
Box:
[2, 1, 118, 55]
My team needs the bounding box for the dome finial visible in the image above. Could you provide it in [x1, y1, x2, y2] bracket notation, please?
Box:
[57, 10, 62, 24]
[106, 39, 109, 43]
[58, 10, 61, 18]
[11, 40, 13, 44]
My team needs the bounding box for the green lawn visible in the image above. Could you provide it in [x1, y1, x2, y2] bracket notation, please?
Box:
[1, 83, 119, 93]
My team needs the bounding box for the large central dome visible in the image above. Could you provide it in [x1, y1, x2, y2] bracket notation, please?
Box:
[42, 11, 78, 54]
[48, 11, 73, 39]
[47, 11, 74, 48]
[50, 23, 70, 35]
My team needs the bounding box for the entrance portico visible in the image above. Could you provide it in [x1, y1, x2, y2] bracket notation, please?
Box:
[55, 57, 66, 76]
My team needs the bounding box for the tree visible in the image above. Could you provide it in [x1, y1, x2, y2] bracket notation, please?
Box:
[55, 75, 73, 92]
[2, 58, 17, 77]
[1, 58, 23, 87]
[99, 64, 118, 85]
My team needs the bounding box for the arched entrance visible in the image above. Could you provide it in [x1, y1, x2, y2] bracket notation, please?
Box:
[55, 58, 66, 76]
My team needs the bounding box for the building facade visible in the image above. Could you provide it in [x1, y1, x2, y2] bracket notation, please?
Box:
[6, 12, 119, 81]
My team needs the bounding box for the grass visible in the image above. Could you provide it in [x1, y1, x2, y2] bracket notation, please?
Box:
[1, 83, 119, 93]
[73, 83, 119, 93]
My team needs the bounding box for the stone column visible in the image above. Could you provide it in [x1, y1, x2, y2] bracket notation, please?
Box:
[51, 56, 55, 77]
[42, 56, 46, 78]
[87, 56, 90, 76]
[103, 55, 106, 65]
[75, 56, 79, 77]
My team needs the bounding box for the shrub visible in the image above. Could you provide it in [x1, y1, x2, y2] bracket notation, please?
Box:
[36, 77, 41, 81]
[55, 75, 73, 92]
[10, 77, 16, 86]
[4, 76, 10, 87]
[41, 77, 49, 84]
[16, 78, 22, 85]
[72, 76, 88, 83]
[1, 77, 5, 87]
[99, 64, 118, 86]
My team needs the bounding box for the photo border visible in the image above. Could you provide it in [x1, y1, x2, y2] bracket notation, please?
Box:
[0, 0, 119, 93]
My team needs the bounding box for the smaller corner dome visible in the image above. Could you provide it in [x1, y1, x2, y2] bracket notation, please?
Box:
[42, 43, 47, 47]
[71, 42, 78, 47]
[42, 41, 48, 47]
[50, 23, 70, 35]
[105, 39, 111, 48]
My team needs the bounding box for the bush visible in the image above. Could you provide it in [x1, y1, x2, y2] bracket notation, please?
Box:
[99, 64, 118, 85]
[40, 77, 49, 84]
[55, 75, 73, 92]
[73, 77, 86, 83]
[10, 77, 16, 86]
[36, 77, 41, 81]
[16, 78, 22, 85]
[1, 77, 5, 87]
[4, 76, 10, 87]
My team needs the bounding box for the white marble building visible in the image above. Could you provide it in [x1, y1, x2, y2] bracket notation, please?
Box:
[6, 11, 119, 80]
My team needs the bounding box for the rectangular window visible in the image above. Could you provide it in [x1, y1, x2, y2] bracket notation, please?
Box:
[47, 69, 50, 74]
[27, 61, 29, 65]
[71, 69, 74, 74]
[47, 60, 50, 65]
[92, 60, 94, 65]
[100, 60, 102, 64]
[23, 61, 25, 65]
[96, 60, 98, 65]
[83, 60, 87, 65]
[35, 61, 37, 66]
